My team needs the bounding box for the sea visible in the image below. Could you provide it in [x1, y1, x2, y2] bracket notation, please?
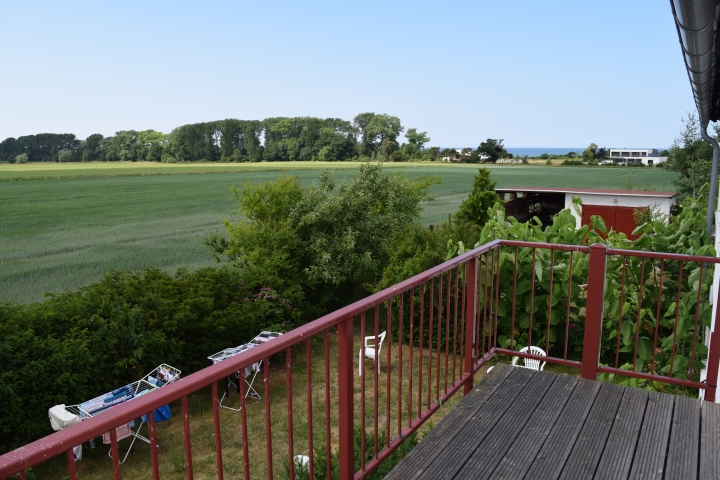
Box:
[505, 147, 584, 157]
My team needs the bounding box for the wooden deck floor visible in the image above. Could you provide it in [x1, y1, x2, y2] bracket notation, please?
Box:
[384, 364, 720, 480]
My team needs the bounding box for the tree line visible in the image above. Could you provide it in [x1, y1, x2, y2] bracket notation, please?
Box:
[0, 113, 444, 164]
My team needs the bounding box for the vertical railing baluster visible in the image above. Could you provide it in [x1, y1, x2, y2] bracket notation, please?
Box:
[690, 266, 705, 378]
[211, 382, 224, 480]
[324, 329, 332, 480]
[148, 410, 160, 480]
[337, 318, 355, 480]
[65, 449, 77, 480]
[445, 270, 451, 393]
[633, 258, 646, 372]
[582, 244, 607, 380]
[427, 278, 434, 409]
[529, 248, 536, 350]
[546, 250, 554, 354]
[374, 305, 380, 460]
[397, 292, 404, 436]
[436, 274, 442, 400]
[452, 266, 459, 384]
[306, 338, 314, 479]
[512, 246, 518, 353]
[360, 312, 366, 475]
[482, 252, 489, 357]
[564, 251, 574, 361]
[386, 299, 392, 449]
[286, 348, 294, 480]
[239, 379, 249, 480]
[110, 428, 121, 480]
[182, 396, 194, 480]
[408, 287, 415, 426]
[263, 359, 273, 480]
[651, 260, 665, 375]
[459, 264, 466, 376]
[418, 283, 424, 416]
[464, 257, 478, 395]
[669, 262, 684, 377]
[615, 257, 627, 368]
[494, 247, 501, 351]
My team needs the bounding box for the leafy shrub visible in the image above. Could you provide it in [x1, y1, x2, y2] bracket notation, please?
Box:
[0, 266, 299, 454]
[473, 193, 714, 388]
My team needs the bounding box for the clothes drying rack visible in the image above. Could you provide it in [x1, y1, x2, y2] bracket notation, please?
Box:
[53, 364, 180, 464]
[207, 331, 282, 411]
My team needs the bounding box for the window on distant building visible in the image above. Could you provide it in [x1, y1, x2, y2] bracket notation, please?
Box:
[622, 152, 629, 157]
[642, 152, 647, 157]
[648, 159, 653, 165]
[612, 152, 619, 157]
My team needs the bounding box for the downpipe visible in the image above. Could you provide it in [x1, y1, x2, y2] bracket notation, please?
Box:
[701, 123, 720, 235]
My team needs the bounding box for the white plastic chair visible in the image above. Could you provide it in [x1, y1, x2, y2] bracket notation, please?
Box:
[358, 331, 386, 375]
[293, 455, 310, 479]
[511, 346, 547, 371]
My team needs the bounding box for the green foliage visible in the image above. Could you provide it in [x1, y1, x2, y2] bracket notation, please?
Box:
[582, 143, 598, 162]
[0, 266, 298, 454]
[477, 139, 507, 164]
[665, 112, 719, 200]
[454, 168, 501, 227]
[211, 164, 438, 315]
[15, 153, 27, 164]
[475, 193, 714, 386]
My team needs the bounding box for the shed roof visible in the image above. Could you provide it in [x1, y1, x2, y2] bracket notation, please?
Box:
[495, 187, 677, 198]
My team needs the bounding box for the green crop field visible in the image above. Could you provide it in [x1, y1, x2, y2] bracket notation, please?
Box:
[0, 162, 678, 303]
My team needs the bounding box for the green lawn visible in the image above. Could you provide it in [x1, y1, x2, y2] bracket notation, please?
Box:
[0, 162, 678, 303]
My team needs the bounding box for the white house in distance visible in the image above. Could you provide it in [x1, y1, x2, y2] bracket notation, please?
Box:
[496, 187, 677, 238]
[608, 148, 668, 166]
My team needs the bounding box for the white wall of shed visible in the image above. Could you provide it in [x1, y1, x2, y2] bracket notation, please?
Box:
[564, 193, 676, 229]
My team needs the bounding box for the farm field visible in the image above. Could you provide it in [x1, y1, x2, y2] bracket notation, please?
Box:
[0, 162, 678, 303]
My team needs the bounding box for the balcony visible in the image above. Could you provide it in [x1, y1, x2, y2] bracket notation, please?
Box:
[1, 239, 720, 479]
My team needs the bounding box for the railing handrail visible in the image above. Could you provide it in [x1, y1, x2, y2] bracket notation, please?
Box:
[0, 239, 503, 478]
[3, 237, 720, 478]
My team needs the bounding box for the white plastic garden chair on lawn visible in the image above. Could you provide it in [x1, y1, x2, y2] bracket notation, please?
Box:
[487, 346, 546, 373]
[358, 331, 386, 376]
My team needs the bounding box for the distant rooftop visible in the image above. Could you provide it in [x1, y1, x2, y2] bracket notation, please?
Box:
[495, 187, 677, 198]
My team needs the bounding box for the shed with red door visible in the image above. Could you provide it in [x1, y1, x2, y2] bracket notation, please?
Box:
[495, 187, 677, 240]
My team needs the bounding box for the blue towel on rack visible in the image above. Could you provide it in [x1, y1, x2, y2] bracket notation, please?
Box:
[142, 405, 171, 423]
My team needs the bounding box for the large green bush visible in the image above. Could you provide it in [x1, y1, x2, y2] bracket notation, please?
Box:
[0, 266, 298, 454]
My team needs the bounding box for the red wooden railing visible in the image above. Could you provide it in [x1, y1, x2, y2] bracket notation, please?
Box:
[2, 240, 720, 480]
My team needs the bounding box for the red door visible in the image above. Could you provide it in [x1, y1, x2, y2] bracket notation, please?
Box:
[581, 205, 642, 240]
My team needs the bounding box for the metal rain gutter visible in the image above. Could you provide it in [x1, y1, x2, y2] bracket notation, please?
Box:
[670, 0, 717, 125]
[670, 0, 719, 231]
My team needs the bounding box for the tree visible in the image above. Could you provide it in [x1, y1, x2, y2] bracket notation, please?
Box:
[476, 139, 507, 164]
[57, 150, 72, 163]
[210, 164, 437, 315]
[454, 168, 500, 227]
[405, 128, 430, 150]
[15, 153, 27, 164]
[665, 113, 717, 200]
[582, 143, 598, 162]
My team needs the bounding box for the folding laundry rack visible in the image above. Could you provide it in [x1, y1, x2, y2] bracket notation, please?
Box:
[207, 331, 282, 411]
[49, 364, 181, 464]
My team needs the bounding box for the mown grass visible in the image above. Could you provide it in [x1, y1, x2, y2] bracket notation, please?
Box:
[0, 162, 678, 303]
[29, 317, 488, 480]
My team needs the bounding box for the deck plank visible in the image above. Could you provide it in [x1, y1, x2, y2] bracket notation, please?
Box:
[628, 391, 674, 480]
[593, 385, 647, 480]
[665, 395, 700, 480]
[523, 377, 601, 479]
[418, 366, 536, 479]
[457, 369, 560, 479]
[700, 400, 720, 480]
[488, 373, 578, 480]
[383, 364, 515, 480]
[557, 382, 625, 480]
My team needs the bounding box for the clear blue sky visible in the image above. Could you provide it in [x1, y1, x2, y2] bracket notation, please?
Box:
[0, 0, 696, 148]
